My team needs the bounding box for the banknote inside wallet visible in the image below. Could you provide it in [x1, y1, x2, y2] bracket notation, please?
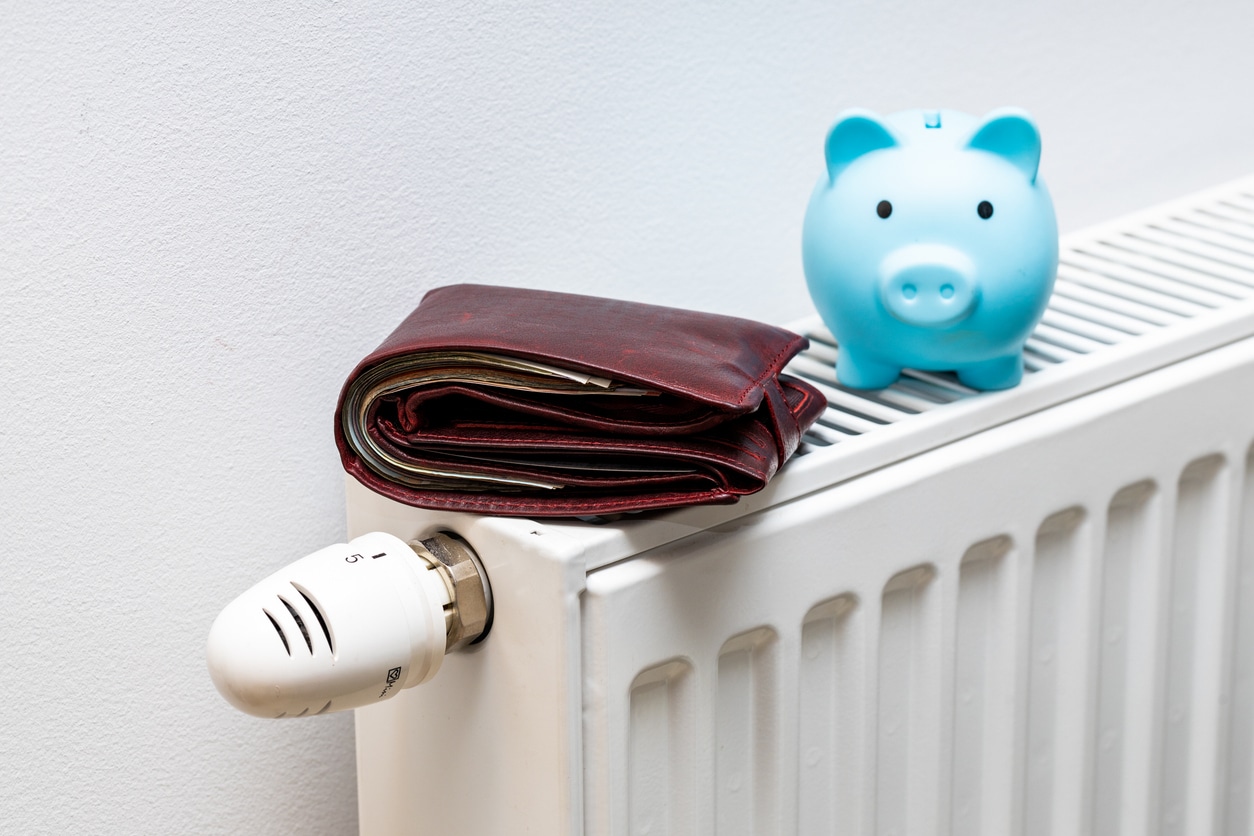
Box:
[342, 351, 683, 489]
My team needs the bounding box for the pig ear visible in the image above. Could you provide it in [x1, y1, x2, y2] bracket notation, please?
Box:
[824, 110, 900, 182]
[965, 108, 1042, 182]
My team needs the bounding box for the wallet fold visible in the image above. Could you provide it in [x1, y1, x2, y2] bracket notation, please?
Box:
[335, 284, 826, 517]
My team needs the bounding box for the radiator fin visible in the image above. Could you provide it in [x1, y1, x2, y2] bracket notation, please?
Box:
[1092, 482, 1160, 836]
[798, 595, 863, 836]
[876, 565, 940, 836]
[1023, 509, 1090, 836]
[1161, 456, 1230, 836]
[1193, 208, 1254, 240]
[1153, 218, 1254, 267]
[629, 660, 695, 836]
[951, 537, 1016, 836]
[1064, 250, 1228, 309]
[1224, 446, 1254, 836]
[715, 628, 779, 836]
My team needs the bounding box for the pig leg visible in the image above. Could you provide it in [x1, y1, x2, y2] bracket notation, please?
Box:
[957, 353, 1023, 390]
[836, 347, 902, 389]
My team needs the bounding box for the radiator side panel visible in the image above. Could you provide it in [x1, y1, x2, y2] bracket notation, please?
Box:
[349, 508, 588, 836]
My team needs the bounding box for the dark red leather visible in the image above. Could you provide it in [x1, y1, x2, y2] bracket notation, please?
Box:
[335, 284, 826, 517]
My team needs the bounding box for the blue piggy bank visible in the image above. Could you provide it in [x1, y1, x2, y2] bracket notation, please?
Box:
[801, 108, 1059, 390]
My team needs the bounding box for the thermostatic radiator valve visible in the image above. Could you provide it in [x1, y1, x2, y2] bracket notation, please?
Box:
[206, 532, 492, 719]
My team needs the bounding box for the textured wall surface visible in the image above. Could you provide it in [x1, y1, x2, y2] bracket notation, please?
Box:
[3, 2, 1254, 833]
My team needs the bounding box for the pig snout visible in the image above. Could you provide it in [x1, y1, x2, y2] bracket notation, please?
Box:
[878, 244, 978, 328]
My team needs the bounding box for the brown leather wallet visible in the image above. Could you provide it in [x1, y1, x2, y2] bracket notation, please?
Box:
[335, 284, 826, 517]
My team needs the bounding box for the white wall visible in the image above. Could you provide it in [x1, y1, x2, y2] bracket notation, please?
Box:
[3, 2, 1253, 833]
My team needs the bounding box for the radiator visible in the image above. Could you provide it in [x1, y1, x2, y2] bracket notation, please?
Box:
[349, 176, 1254, 836]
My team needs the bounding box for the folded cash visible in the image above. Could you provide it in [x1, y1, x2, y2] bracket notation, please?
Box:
[341, 352, 664, 490]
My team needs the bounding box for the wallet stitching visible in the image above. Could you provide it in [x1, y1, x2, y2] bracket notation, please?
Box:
[730, 336, 804, 408]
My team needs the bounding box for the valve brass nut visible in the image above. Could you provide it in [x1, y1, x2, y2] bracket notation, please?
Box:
[411, 533, 493, 652]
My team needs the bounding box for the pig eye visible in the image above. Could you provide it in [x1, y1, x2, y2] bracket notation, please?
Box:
[977, 200, 994, 219]
[876, 200, 893, 219]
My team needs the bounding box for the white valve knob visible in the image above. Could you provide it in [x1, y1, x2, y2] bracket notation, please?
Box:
[206, 531, 491, 719]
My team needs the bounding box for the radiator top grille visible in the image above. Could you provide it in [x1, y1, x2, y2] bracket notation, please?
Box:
[522, 177, 1254, 571]
[788, 183, 1254, 452]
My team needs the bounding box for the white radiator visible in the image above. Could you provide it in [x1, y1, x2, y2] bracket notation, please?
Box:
[349, 176, 1254, 836]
